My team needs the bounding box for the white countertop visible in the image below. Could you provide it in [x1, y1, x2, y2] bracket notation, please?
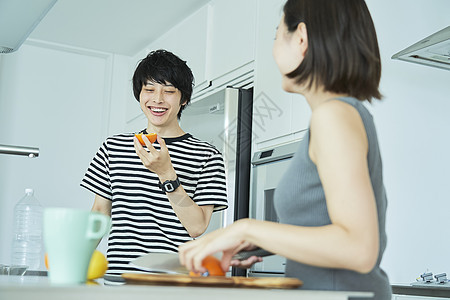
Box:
[391, 282, 450, 298]
[0, 275, 373, 300]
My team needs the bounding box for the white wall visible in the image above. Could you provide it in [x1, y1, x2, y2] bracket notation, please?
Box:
[0, 42, 129, 267]
[365, 0, 450, 284]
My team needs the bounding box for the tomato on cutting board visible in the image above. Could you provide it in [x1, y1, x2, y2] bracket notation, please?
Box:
[189, 255, 225, 277]
[135, 133, 157, 145]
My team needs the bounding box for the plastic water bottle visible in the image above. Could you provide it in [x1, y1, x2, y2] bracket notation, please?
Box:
[11, 188, 43, 270]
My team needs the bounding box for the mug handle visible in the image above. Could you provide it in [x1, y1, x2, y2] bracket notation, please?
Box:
[86, 213, 110, 240]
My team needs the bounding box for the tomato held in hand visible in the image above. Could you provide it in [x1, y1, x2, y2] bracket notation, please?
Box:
[135, 133, 157, 145]
[189, 255, 225, 277]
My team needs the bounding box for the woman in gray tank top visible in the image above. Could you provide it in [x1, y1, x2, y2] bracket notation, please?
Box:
[180, 0, 390, 298]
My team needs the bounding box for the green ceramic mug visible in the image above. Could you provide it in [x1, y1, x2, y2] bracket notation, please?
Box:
[43, 208, 111, 285]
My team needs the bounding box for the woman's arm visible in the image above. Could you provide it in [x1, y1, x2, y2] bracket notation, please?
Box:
[180, 100, 379, 274]
[307, 100, 379, 272]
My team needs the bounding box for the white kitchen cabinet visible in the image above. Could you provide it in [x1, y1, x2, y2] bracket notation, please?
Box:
[252, 0, 310, 149]
[125, 0, 259, 125]
[291, 93, 311, 135]
[125, 6, 209, 125]
[207, 0, 257, 81]
[174, 5, 209, 87]
[142, 5, 209, 84]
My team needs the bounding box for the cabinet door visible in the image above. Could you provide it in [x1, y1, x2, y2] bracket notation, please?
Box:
[151, 6, 209, 87]
[253, 0, 310, 147]
[125, 6, 209, 124]
[252, 0, 292, 146]
[208, 0, 257, 81]
[291, 93, 311, 133]
[174, 5, 209, 86]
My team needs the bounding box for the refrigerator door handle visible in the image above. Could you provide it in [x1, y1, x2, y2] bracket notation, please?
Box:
[222, 88, 240, 228]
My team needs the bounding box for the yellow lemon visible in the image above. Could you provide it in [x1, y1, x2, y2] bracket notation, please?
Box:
[86, 280, 100, 286]
[87, 250, 108, 280]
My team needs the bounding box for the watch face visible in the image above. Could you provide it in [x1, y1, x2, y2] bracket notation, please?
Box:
[159, 178, 180, 193]
[163, 182, 176, 193]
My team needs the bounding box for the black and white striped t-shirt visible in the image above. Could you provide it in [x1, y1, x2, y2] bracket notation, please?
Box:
[80, 132, 227, 276]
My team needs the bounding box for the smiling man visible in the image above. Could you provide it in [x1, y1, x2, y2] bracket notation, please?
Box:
[80, 50, 228, 284]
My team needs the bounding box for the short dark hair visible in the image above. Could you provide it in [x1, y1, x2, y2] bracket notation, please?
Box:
[132, 49, 195, 119]
[283, 0, 382, 101]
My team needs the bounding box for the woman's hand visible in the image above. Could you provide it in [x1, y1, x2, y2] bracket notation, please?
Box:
[179, 219, 252, 274]
[227, 242, 263, 269]
[230, 255, 263, 269]
[133, 134, 176, 181]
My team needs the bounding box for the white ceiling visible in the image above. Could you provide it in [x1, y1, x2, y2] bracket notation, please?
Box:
[29, 0, 211, 56]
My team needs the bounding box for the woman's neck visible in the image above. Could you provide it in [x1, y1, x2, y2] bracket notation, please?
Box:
[303, 89, 350, 111]
[283, 77, 349, 111]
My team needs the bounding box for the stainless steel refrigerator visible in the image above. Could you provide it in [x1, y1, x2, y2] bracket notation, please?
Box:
[180, 87, 253, 275]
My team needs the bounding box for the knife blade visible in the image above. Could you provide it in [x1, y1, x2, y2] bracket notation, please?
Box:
[130, 248, 273, 274]
[131, 252, 190, 274]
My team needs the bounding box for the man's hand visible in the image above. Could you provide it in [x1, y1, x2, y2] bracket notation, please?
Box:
[133, 134, 177, 181]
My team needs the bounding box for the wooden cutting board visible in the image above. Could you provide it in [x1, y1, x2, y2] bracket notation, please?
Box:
[122, 273, 303, 289]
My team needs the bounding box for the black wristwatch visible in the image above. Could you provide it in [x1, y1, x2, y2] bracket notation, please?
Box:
[158, 177, 181, 193]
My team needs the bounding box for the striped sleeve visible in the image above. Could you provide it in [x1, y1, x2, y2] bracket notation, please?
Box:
[193, 151, 228, 212]
[80, 140, 112, 200]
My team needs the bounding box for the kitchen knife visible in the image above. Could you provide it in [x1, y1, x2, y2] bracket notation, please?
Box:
[130, 248, 273, 274]
[131, 252, 189, 274]
[231, 248, 273, 260]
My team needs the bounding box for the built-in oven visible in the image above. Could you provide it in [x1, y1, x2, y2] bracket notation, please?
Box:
[247, 140, 301, 277]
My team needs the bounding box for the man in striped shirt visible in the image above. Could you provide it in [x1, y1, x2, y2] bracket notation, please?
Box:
[81, 50, 228, 283]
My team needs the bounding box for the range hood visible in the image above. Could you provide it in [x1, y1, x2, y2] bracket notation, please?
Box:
[0, 0, 57, 54]
[392, 26, 450, 71]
